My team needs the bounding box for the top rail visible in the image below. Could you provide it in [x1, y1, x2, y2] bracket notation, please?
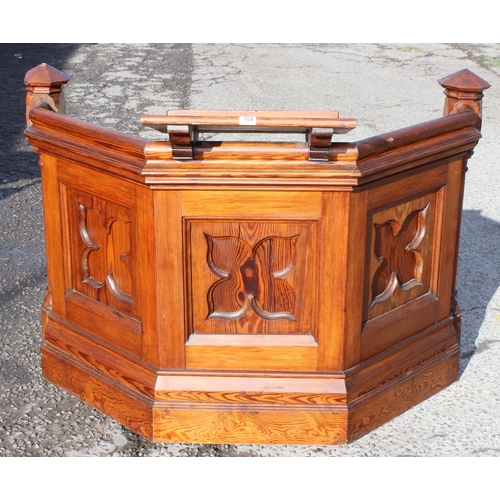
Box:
[23, 64, 490, 187]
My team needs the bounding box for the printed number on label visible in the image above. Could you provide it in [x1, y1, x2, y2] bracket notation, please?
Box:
[239, 116, 257, 125]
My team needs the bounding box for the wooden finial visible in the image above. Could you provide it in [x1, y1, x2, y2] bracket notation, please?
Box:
[25, 63, 71, 125]
[438, 69, 491, 130]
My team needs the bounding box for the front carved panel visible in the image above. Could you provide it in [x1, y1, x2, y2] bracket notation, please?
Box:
[205, 234, 299, 321]
[67, 189, 138, 318]
[365, 194, 436, 321]
[186, 220, 319, 335]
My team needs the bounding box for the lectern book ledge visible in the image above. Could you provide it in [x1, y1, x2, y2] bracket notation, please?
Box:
[24, 64, 490, 444]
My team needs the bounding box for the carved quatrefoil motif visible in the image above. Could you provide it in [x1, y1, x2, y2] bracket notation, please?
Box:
[371, 204, 429, 306]
[204, 234, 299, 321]
[77, 202, 133, 306]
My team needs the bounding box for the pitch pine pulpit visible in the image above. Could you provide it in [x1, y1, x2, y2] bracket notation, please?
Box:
[24, 64, 490, 444]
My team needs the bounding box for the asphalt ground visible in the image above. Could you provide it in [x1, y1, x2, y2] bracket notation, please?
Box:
[1, 43, 499, 460]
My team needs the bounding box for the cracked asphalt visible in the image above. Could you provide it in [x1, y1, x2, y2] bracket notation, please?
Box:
[1, 43, 499, 457]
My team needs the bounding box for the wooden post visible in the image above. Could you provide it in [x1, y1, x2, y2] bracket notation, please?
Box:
[438, 68, 491, 130]
[438, 69, 490, 341]
[24, 63, 70, 333]
[24, 63, 70, 125]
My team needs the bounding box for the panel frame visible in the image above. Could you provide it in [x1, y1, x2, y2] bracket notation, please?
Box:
[180, 190, 323, 372]
[356, 156, 465, 363]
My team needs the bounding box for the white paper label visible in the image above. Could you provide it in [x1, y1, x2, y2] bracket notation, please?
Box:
[239, 116, 257, 125]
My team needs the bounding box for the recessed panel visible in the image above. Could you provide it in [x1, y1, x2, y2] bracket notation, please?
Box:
[364, 193, 437, 322]
[65, 187, 139, 320]
[186, 219, 319, 335]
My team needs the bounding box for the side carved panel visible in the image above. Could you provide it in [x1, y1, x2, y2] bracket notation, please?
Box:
[187, 220, 319, 335]
[365, 195, 436, 321]
[371, 203, 429, 305]
[67, 189, 138, 318]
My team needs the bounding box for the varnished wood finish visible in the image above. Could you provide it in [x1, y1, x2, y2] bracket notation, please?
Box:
[141, 109, 356, 133]
[24, 63, 70, 125]
[141, 110, 356, 161]
[24, 64, 490, 444]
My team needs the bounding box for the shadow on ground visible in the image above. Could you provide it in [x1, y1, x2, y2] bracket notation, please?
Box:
[0, 44, 84, 189]
[458, 209, 500, 374]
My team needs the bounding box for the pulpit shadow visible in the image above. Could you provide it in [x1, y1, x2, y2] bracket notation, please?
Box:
[457, 209, 500, 376]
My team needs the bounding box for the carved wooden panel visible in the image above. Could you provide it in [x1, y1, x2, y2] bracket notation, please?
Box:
[65, 188, 139, 319]
[364, 193, 436, 321]
[186, 220, 319, 335]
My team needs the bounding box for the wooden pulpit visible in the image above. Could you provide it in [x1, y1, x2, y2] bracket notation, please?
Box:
[24, 64, 490, 444]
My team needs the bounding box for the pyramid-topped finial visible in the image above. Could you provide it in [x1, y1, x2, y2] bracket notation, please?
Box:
[437, 69, 490, 130]
[25, 63, 70, 87]
[438, 69, 491, 93]
[24, 63, 71, 126]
